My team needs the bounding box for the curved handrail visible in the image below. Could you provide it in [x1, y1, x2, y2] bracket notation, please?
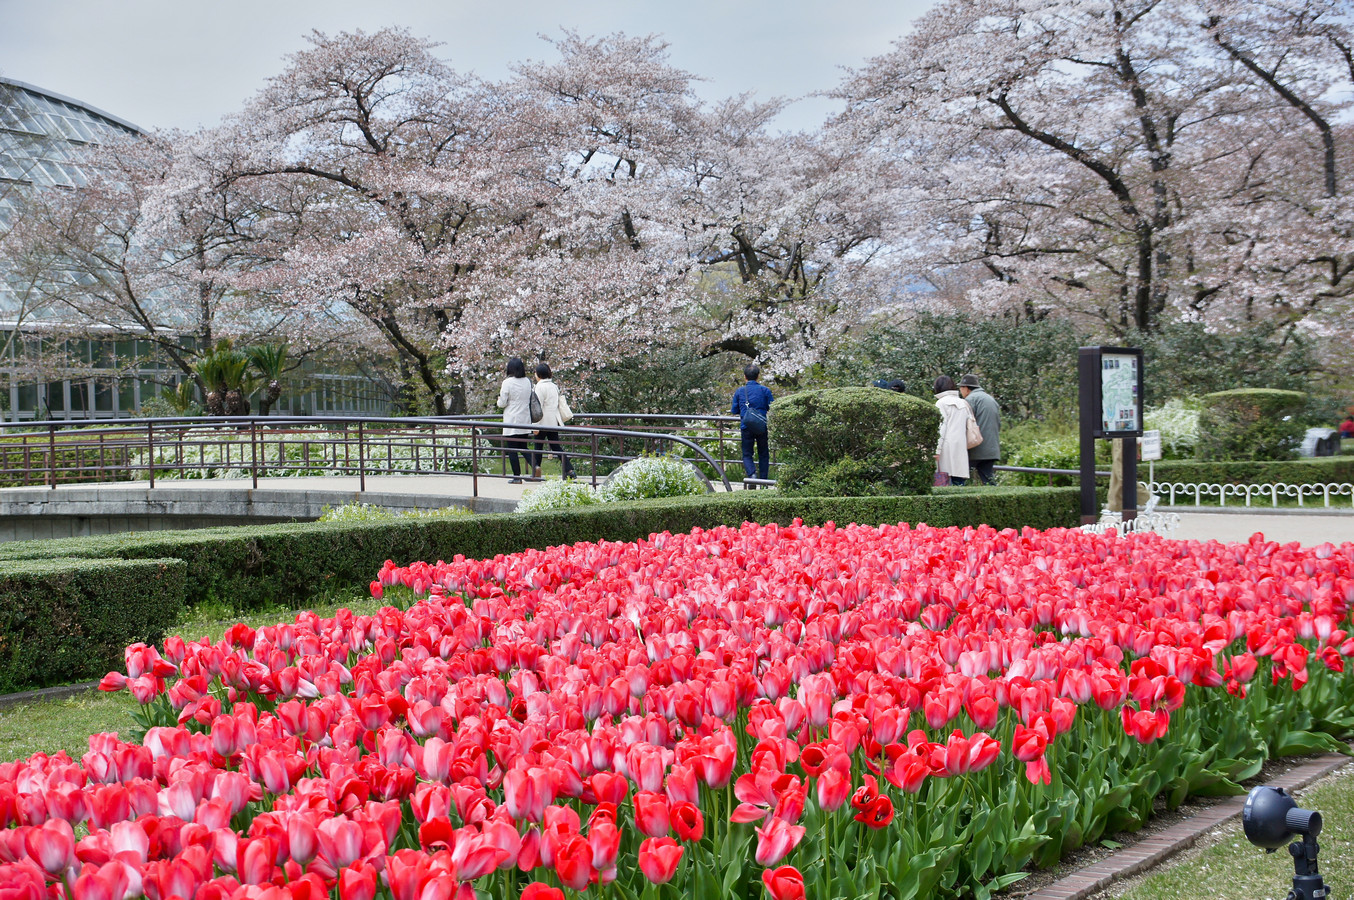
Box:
[0, 414, 735, 492]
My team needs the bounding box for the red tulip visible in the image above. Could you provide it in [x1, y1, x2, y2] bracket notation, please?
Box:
[553, 834, 593, 890]
[853, 795, 895, 829]
[762, 864, 807, 900]
[965, 695, 999, 731]
[816, 767, 851, 811]
[587, 771, 630, 806]
[754, 816, 806, 866]
[24, 819, 75, 875]
[1122, 705, 1171, 744]
[665, 764, 699, 805]
[1225, 653, 1259, 684]
[1010, 725, 1047, 762]
[634, 791, 671, 837]
[520, 884, 566, 900]
[638, 836, 684, 883]
[587, 819, 621, 871]
[236, 836, 277, 885]
[671, 801, 705, 842]
[453, 830, 512, 881]
[1025, 756, 1052, 786]
[339, 861, 379, 900]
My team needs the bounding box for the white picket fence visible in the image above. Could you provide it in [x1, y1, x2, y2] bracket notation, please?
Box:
[1141, 480, 1354, 508]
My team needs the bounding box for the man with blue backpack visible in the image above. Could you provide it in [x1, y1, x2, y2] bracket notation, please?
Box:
[731, 364, 774, 483]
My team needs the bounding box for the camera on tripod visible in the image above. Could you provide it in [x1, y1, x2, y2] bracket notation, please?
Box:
[1243, 786, 1330, 900]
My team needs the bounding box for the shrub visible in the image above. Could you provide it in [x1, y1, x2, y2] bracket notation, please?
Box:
[1143, 398, 1200, 459]
[1147, 456, 1354, 487]
[1002, 432, 1082, 486]
[1197, 389, 1306, 461]
[1132, 320, 1316, 399]
[0, 557, 186, 692]
[599, 456, 709, 502]
[515, 479, 602, 513]
[318, 502, 472, 523]
[772, 387, 940, 496]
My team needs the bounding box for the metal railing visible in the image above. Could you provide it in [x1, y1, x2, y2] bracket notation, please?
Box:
[994, 465, 1112, 484]
[442, 412, 756, 480]
[0, 415, 735, 494]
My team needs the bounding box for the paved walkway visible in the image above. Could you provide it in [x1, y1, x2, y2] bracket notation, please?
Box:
[1169, 508, 1354, 546]
[26, 473, 541, 504]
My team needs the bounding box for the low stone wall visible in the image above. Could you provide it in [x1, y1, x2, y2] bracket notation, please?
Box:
[0, 486, 516, 541]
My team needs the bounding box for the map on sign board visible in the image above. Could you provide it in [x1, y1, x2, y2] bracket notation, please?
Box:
[1100, 352, 1140, 433]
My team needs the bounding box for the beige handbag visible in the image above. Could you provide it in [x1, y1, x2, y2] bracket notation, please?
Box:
[965, 409, 983, 449]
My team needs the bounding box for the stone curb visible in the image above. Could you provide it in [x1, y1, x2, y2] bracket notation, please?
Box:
[1024, 749, 1354, 900]
[0, 680, 101, 711]
[1170, 507, 1354, 517]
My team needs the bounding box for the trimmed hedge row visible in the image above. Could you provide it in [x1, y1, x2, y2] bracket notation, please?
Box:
[0, 557, 186, 693]
[1148, 456, 1354, 486]
[0, 486, 1077, 691]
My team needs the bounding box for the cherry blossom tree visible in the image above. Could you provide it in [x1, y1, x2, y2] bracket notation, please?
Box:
[1187, 0, 1354, 349]
[1, 131, 328, 392]
[440, 31, 700, 396]
[833, 0, 1353, 349]
[212, 28, 891, 407]
[674, 113, 900, 378]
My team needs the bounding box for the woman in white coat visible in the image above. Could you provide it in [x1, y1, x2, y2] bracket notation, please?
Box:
[531, 362, 575, 479]
[933, 375, 971, 486]
[496, 357, 534, 483]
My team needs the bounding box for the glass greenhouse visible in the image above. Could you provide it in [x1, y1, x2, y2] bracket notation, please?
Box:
[0, 78, 387, 420]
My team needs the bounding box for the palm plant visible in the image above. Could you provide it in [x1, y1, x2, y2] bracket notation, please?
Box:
[194, 340, 256, 416]
[246, 343, 289, 416]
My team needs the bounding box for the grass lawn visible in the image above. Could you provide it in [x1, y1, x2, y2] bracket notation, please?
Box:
[0, 692, 140, 759]
[0, 590, 383, 763]
[1105, 763, 1354, 900]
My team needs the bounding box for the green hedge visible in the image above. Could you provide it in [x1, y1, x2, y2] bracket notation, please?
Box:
[1197, 389, 1306, 461]
[0, 558, 186, 693]
[1148, 456, 1354, 486]
[771, 387, 941, 495]
[0, 487, 1076, 692]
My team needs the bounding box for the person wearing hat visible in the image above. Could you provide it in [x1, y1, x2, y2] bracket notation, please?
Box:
[959, 374, 1001, 485]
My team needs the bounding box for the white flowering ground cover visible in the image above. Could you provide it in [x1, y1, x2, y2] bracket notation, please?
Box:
[516, 456, 709, 512]
[128, 431, 482, 479]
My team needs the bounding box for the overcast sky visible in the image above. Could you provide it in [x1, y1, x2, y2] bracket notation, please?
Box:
[0, 0, 934, 134]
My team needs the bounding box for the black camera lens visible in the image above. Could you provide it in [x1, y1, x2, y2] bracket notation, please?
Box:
[1285, 807, 1322, 840]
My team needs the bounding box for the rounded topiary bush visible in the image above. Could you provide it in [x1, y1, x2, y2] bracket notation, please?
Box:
[771, 387, 940, 495]
[1196, 389, 1306, 461]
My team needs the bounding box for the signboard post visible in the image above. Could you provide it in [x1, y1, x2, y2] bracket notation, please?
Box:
[1078, 347, 1145, 524]
[1141, 429, 1161, 487]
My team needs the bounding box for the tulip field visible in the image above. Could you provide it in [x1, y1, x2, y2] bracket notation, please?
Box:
[4, 521, 1354, 900]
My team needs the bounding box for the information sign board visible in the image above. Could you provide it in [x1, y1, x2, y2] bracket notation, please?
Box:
[1140, 430, 1162, 462]
[1099, 351, 1142, 436]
